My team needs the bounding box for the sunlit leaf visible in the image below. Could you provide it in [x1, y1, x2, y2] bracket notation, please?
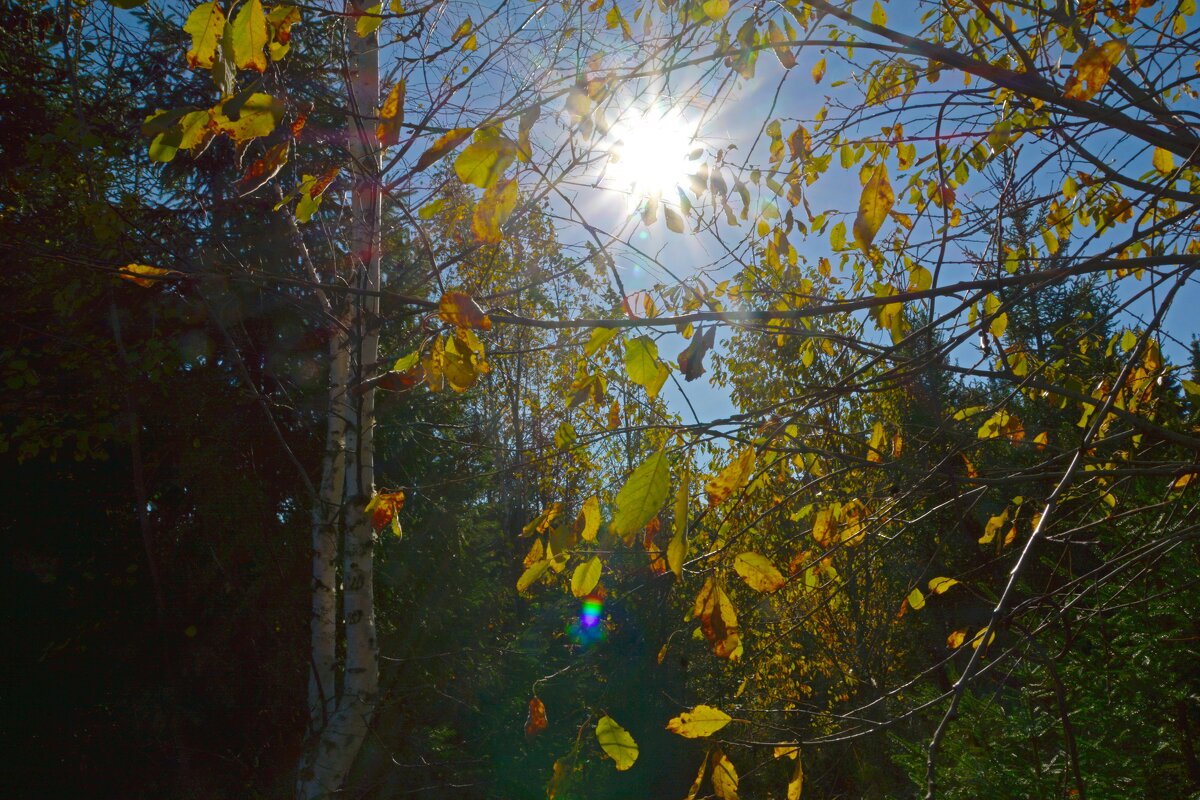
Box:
[517, 559, 550, 593]
[667, 476, 688, 579]
[355, 2, 383, 37]
[438, 290, 493, 331]
[118, 263, 173, 288]
[853, 163, 893, 250]
[231, 0, 268, 72]
[685, 756, 707, 800]
[266, 5, 300, 60]
[928, 577, 959, 595]
[711, 750, 739, 800]
[1064, 41, 1124, 101]
[702, 0, 729, 20]
[365, 490, 405, 535]
[571, 556, 602, 598]
[767, 20, 796, 69]
[454, 132, 517, 188]
[625, 336, 670, 399]
[377, 79, 405, 148]
[184, 2, 226, 70]
[595, 716, 638, 771]
[734, 552, 785, 593]
[471, 177, 519, 244]
[693, 578, 742, 659]
[610, 450, 671, 543]
[678, 326, 715, 381]
[576, 495, 600, 541]
[811, 57, 826, 83]
[414, 127, 473, 173]
[238, 141, 288, 194]
[705, 446, 756, 507]
[666, 705, 732, 738]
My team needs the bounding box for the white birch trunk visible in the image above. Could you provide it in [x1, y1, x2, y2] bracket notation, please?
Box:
[297, 3, 382, 796]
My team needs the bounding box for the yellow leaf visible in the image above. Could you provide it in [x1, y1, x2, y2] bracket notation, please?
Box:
[571, 556, 602, 597]
[928, 577, 959, 595]
[577, 495, 600, 541]
[377, 80, 405, 148]
[584, 327, 618, 357]
[667, 479, 688, 579]
[666, 705, 732, 738]
[711, 750, 740, 800]
[471, 176, 519, 244]
[216, 92, 283, 143]
[980, 509, 1009, 545]
[454, 133, 518, 188]
[685, 757, 707, 800]
[853, 163, 894, 250]
[118, 263, 173, 288]
[869, 0, 887, 25]
[183, 2, 225, 70]
[733, 552, 785, 593]
[693, 579, 742, 660]
[414, 127, 473, 173]
[906, 587, 926, 611]
[705, 447, 756, 507]
[231, 0, 268, 72]
[702, 0, 729, 20]
[786, 751, 803, 800]
[1153, 147, 1175, 176]
[596, 716, 638, 771]
[970, 626, 996, 650]
[1064, 40, 1125, 101]
[355, 2, 383, 37]
[811, 57, 826, 83]
[517, 559, 550, 593]
[1172, 472, 1197, 491]
[947, 629, 967, 649]
[451, 17, 472, 41]
[266, 5, 300, 61]
[438, 290, 492, 330]
[767, 20, 796, 69]
[990, 311, 1008, 338]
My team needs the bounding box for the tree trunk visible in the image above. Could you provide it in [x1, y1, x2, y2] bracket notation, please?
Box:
[298, 3, 381, 796]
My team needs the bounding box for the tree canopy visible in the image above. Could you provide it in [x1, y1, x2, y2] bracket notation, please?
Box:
[4, 0, 1200, 798]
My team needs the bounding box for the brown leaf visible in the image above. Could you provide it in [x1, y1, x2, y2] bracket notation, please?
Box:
[525, 696, 548, 736]
[692, 578, 742, 660]
[677, 325, 715, 381]
[238, 141, 289, 194]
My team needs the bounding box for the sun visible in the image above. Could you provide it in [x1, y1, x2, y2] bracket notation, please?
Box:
[604, 105, 698, 207]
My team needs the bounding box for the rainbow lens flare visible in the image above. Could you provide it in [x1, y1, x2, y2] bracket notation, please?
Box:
[568, 592, 607, 647]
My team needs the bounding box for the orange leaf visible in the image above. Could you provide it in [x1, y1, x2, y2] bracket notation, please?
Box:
[118, 263, 173, 288]
[413, 127, 473, 173]
[238, 141, 289, 194]
[705, 447, 756, 507]
[365, 490, 405, 534]
[525, 696, 548, 736]
[438, 290, 493, 331]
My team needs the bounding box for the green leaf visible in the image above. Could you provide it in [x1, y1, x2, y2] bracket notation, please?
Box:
[625, 336, 669, 399]
[596, 716, 639, 771]
[571, 556, 602, 597]
[584, 327, 618, 357]
[454, 132, 518, 188]
[231, 0, 269, 72]
[610, 450, 670, 543]
[667, 474, 688, 579]
[356, 2, 383, 37]
[1181, 379, 1200, 398]
[184, 2, 226, 70]
[517, 559, 550, 593]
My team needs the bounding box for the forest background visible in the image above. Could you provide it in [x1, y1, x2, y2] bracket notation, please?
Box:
[3, 0, 1200, 798]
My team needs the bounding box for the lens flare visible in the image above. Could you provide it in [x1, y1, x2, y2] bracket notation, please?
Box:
[568, 592, 607, 647]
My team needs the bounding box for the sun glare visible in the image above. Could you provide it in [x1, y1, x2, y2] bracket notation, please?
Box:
[605, 106, 698, 207]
